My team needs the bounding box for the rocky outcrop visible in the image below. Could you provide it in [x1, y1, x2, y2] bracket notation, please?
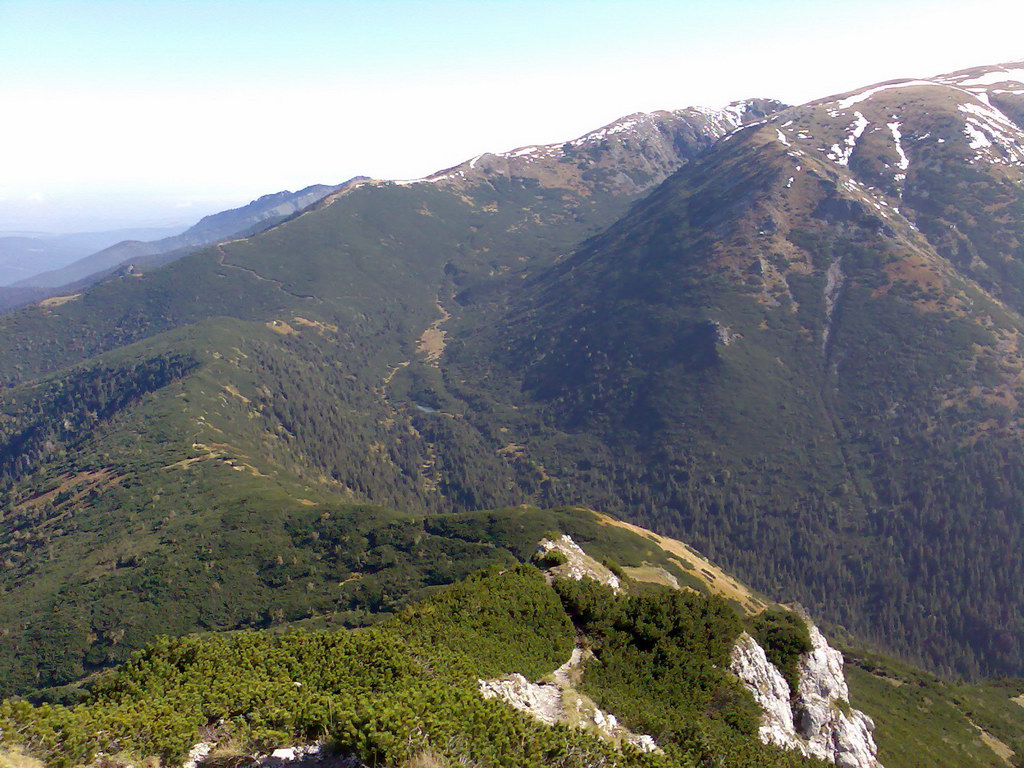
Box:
[479, 673, 566, 726]
[182, 742, 215, 768]
[730, 633, 801, 749]
[259, 744, 353, 766]
[180, 740, 361, 767]
[795, 625, 881, 768]
[479, 646, 657, 753]
[730, 625, 881, 768]
[536, 535, 621, 592]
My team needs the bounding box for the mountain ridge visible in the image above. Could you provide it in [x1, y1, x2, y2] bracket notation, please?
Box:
[388, 99, 784, 191]
[1, 508, 1020, 768]
[422, 59, 1024, 678]
[1, 60, 1024, 767]
[0, 61, 1021, 694]
[11, 181, 361, 291]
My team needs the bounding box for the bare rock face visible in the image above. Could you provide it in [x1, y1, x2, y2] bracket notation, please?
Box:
[478, 646, 658, 753]
[181, 741, 362, 766]
[795, 625, 881, 768]
[479, 673, 565, 725]
[536, 535, 622, 592]
[729, 625, 882, 768]
[182, 742, 215, 768]
[730, 633, 800, 749]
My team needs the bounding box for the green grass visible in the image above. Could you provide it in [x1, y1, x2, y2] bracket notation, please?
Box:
[845, 648, 1024, 768]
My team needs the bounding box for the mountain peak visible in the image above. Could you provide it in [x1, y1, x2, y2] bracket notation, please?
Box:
[390, 98, 785, 191]
[810, 61, 1024, 130]
[933, 59, 1024, 91]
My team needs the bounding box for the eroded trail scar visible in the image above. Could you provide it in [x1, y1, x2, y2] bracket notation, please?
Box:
[215, 245, 321, 302]
[380, 297, 451, 394]
[417, 297, 451, 364]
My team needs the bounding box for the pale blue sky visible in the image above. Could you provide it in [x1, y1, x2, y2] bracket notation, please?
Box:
[2, 0, 1022, 231]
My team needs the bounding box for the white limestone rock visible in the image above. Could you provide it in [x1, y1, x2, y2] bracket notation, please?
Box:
[536, 534, 621, 592]
[259, 742, 360, 766]
[729, 623, 882, 768]
[479, 645, 659, 753]
[628, 733, 659, 753]
[479, 673, 564, 725]
[268, 744, 323, 761]
[182, 742, 215, 768]
[730, 632, 802, 748]
[795, 625, 881, 768]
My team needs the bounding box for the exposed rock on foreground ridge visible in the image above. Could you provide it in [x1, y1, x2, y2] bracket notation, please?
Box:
[478, 646, 658, 753]
[731, 629, 882, 768]
[536, 534, 622, 592]
[181, 741, 356, 767]
[527, 536, 880, 767]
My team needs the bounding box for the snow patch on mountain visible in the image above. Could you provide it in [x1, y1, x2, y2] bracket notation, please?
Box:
[964, 121, 994, 150]
[960, 100, 1019, 130]
[569, 114, 651, 147]
[835, 80, 936, 109]
[509, 146, 542, 158]
[827, 112, 869, 166]
[941, 66, 1024, 88]
[390, 100, 778, 187]
[723, 100, 755, 125]
[957, 101, 1024, 164]
[819, 69, 1024, 170]
[690, 102, 750, 130]
[393, 172, 459, 186]
[887, 121, 910, 182]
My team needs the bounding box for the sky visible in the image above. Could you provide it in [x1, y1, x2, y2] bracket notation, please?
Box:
[2, 0, 1023, 233]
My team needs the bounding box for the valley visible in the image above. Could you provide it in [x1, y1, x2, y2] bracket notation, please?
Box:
[1, 59, 1024, 767]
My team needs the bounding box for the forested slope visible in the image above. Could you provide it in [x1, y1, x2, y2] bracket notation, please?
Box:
[435, 65, 1024, 679]
[2, 65, 1024, 697]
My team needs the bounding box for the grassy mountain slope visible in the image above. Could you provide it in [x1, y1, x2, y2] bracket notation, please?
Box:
[0, 101, 777, 384]
[0, 312, 774, 698]
[842, 643, 1024, 768]
[0, 288, 775, 698]
[420, 63, 1024, 681]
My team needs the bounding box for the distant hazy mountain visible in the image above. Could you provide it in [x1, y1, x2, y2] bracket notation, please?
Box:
[0, 226, 184, 285]
[14, 182, 360, 289]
